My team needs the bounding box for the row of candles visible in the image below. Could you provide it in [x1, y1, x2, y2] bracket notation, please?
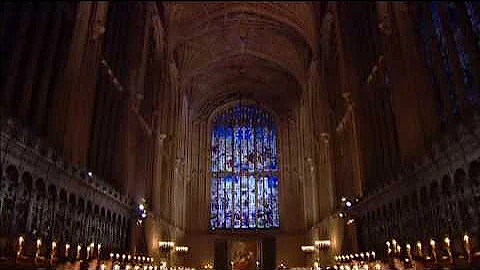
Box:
[16, 235, 154, 264]
[17, 236, 104, 260]
[334, 251, 376, 262]
[384, 234, 472, 263]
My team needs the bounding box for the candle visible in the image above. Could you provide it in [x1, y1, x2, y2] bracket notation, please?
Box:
[87, 246, 91, 259]
[77, 245, 81, 259]
[416, 241, 423, 258]
[97, 244, 101, 258]
[430, 239, 437, 262]
[36, 239, 42, 258]
[406, 243, 412, 261]
[17, 236, 24, 257]
[51, 241, 57, 261]
[444, 237, 452, 262]
[65, 244, 70, 258]
[464, 234, 471, 262]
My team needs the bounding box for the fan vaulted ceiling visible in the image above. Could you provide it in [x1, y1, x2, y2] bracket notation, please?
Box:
[165, 2, 319, 118]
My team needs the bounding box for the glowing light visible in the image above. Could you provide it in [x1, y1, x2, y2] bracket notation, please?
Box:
[301, 245, 315, 252]
[444, 237, 450, 246]
[345, 201, 352, 207]
[464, 234, 470, 244]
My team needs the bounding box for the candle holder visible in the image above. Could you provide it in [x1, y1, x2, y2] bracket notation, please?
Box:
[406, 244, 412, 262]
[17, 236, 24, 258]
[76, 245, 81, 260]
[416, 241, 423, 258]
[50, 241, 57, 262]
[430, 239, 437, 263]
[464, 234, 472, 263]
[444, 237, 452, 263]
[65, 243, 70, 259]
[36, 239, 42, 259]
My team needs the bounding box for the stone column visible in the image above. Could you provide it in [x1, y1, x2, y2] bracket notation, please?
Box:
[152, 133, 167, 216]
[343, 92, 363, 197]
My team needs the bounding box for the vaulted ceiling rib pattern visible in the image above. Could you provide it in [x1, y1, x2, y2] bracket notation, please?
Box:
[166, 2, 316, 118]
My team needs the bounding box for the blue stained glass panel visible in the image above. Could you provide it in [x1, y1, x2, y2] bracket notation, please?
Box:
[210, 104, 279, 230]
[249, 175, 256, 228]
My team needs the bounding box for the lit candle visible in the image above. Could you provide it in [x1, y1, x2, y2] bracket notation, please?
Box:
[371, 251, 375, 260]
[430, 239, 437, 263]
[86, 246, 91, 259]
[444, 237, 452, 262]
[416, 241, 423, 258]
[110, 253, 114, 260]
[77, 245, 81, 259]
[17, 236, 24, 257]
[51, 241, 57, 261]
[36, 239, 42, 258]
[406, 243, 412, 261]
[392, 239, 397, 256]
[464, 234, 471, 262]
[97, 243, 101, 258]
[65, 244, 70, 258]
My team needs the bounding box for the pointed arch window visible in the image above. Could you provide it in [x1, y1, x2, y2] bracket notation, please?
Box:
[209, 104, 279, 229]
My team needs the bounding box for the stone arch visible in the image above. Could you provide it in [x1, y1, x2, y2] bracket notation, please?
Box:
[69, 193, 77, 209]
[468, 160, 480, 186]
[430, 181, 439, 200]
[21, 171, 33, 193]
[48, 184, 57, 202]
[78, 198, 85, 213]
[6, 165, 18, 183]
[441, 175, 452, 197]
[454, 168, 467, 194]
[410, 192, 418, 209]
[59, 189, 67, 203]
[86, 201, 93, 215]
[420, 186, 428, 203]
[35, 178, 46, 197]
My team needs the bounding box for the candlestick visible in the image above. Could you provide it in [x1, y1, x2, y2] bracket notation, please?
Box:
[406, 244, 412, 262]
[464, 234, 471, 262]
[430, 239, 437, 263]
[17, 236, 24, 258]
[36, 239, 42, 259]
[77, 245, 81, 259]
[416, 241, 423, 258]
[65, 244, 70, 258]
[51, 241, 57, 261]
[444, 237, 452, 262]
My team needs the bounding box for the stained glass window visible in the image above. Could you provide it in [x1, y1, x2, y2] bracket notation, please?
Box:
[209, 104, 279, 229]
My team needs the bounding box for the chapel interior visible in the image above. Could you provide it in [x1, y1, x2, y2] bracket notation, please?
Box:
[1, 2, 480, 270]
